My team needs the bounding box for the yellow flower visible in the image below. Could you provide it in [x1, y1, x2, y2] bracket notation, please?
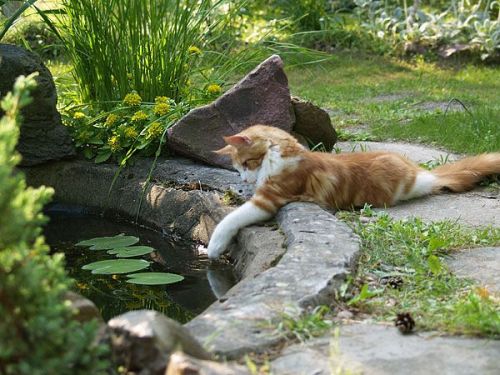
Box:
[153, 102, 170, 116]
[123, 126, 138, 139]
[105, 113, 119, 127]
[108, 135, 121, 152]
[131, 110, 148, 122]
[73, 111, 86, 120]
[123, 92, 142, 106]
[188, 45, 201, 55]
[155, 96, 169, 104]
[146, 122, 164, 139]
[207, 84, 222, 95]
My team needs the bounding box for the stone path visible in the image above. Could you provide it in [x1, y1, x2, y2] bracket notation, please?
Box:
[268, 141, 500, 375]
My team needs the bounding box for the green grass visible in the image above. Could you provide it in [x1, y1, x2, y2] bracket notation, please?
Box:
[275, 305, 333, 343]
[339, 209, 500, 337]
[287, 53, 500, 154]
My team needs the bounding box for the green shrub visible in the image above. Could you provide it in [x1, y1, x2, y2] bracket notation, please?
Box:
[0, 74, 108, 375]
[353, 0, 500, 60]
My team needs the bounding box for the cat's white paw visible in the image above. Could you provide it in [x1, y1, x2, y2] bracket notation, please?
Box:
[207, 232, 231, 259]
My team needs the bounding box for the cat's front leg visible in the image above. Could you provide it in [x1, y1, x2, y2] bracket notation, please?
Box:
[207, 201, 273, 259]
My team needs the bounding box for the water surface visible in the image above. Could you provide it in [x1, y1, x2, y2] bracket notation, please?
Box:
[44, 204, 234, 322]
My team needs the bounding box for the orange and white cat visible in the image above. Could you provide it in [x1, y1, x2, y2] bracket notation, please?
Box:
[207, 125, 500, 259]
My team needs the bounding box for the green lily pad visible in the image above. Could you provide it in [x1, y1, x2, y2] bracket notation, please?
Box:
[82, 259, 149, 274]
[76, 234, 139, 250]
[107, 246, 155, 258]
[126, 272, 184, 285]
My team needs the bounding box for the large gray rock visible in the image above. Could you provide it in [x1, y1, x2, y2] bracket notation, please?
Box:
[108, 310, 212, 375]
[291, 97, 337, 151]
[186, 203, 360, 359]
[167, 55, 295, 169]
[0, 43, 75, 165]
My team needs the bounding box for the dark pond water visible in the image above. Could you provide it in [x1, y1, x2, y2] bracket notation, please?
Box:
[43, 204, 235, 323]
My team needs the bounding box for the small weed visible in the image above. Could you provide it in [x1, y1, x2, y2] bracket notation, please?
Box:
[221, 190, 245, 206]
[244, 355, 271, 375]
[419, 154, 451, 170]
[341, 212, 500, 337]
[276, 305, 333, 342]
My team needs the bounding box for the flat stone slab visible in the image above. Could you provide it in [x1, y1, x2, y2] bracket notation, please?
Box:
[378, 189, 499, 227]
[271, 323, 500, 375]
[336, 141, 458, 164]
[186, 203, 360, 359]
[447, 247, 500, 292]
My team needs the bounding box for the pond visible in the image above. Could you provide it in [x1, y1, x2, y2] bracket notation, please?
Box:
[43, 204, 235, 322]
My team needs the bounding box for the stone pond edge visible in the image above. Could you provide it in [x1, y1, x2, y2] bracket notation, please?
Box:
[22, 156, 360, 359]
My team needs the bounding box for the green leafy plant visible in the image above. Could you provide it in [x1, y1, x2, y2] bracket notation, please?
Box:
[0, 74, 109, 374]
[353, 0, 500, 60]
[64, 93, 191, 164]
[77, 234, 185, 286]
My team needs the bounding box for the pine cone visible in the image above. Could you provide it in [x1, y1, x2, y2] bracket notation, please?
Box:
[395, 312, 415, 334]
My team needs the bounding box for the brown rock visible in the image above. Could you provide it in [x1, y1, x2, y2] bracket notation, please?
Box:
[64, 291, 103, 323]
[0, 43, 75, 166]
[167, 55, 295, 169]
[291, 97, 337, 151]
[108, 310, 211, 375]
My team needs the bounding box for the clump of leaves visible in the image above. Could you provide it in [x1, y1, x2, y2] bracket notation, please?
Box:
[0, 74, 109, 374]
[65, 94, 188, 164]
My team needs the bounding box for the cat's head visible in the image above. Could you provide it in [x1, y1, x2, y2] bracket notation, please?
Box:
[214, 125, 304, 184]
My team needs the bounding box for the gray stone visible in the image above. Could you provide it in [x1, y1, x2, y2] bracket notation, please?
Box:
[291, 97, 337, 151]
[447, 247, 500, 292]
[64, 291, 103, 323]
[166, 352, 249, 375]
[167, 55, 295, 169]
[271, 324, 500, 375]
[0, 43, 75, 165]
[22, 157, 249, 243]
[108, 310, 211, 375]
[379, 188, 499, 228]
[414, 100, 467, 113]
[336, 141, 458, 164]
[186, 203, 360, 359]
[228, 225, 286, 280]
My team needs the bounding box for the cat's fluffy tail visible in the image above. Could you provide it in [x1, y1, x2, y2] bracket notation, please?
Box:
[431, 153, 500, 193]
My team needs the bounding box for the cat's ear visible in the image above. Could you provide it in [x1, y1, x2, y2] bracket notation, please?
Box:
[223, 135, 252, 147]
[214, 145, 234, 155]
